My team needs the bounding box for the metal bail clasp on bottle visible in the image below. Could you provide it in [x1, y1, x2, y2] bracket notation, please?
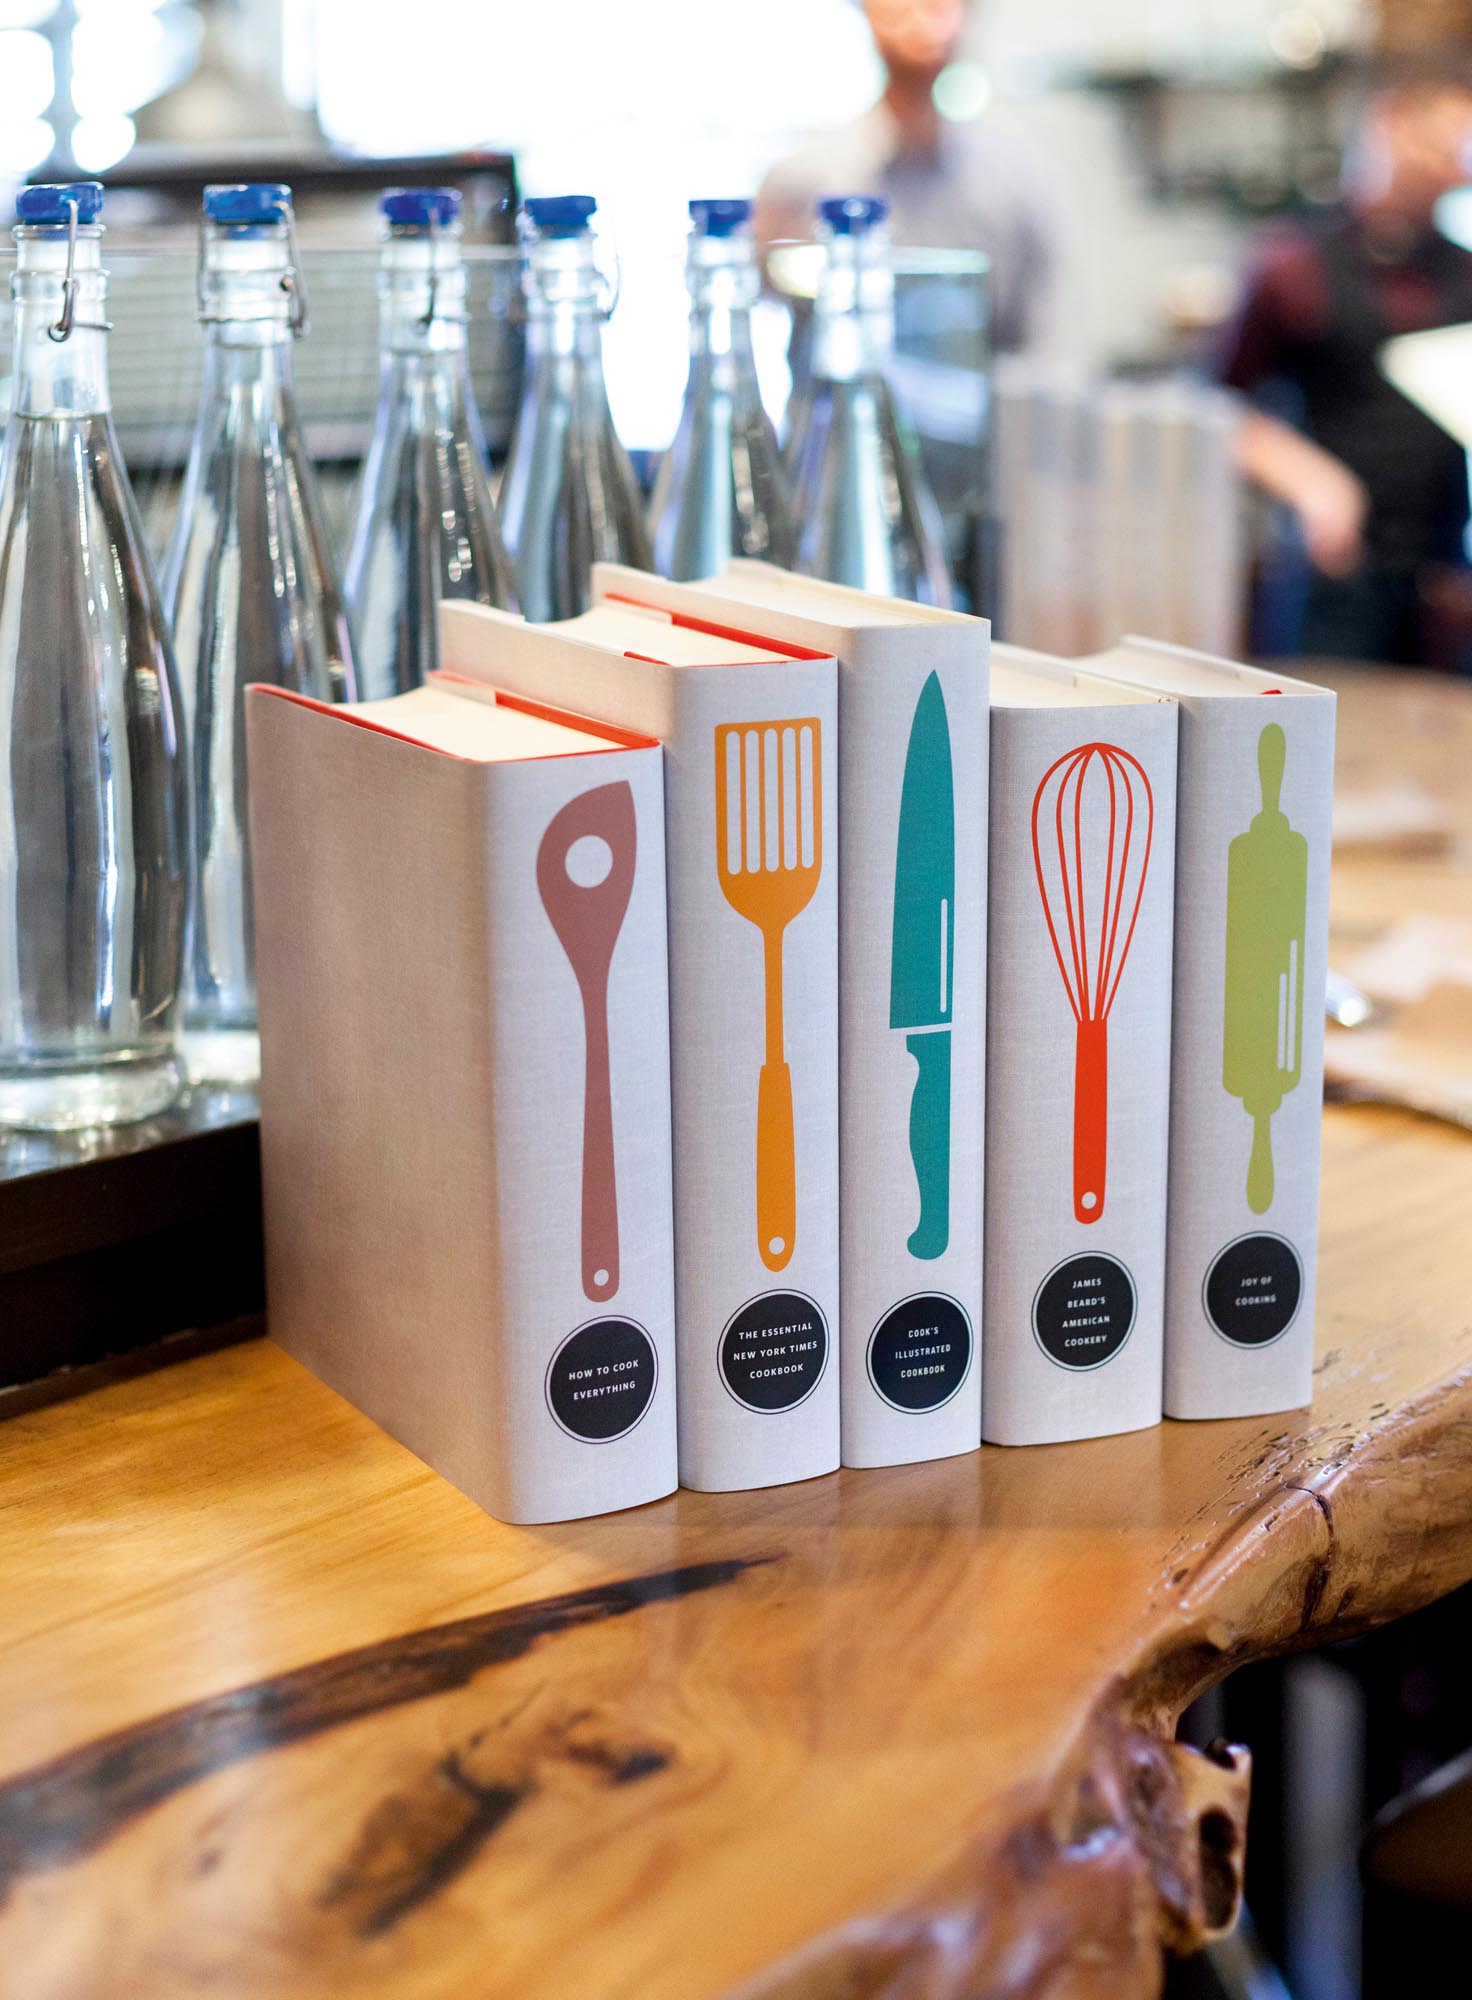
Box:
[649, 197, 794, 582]
[163, 182, 357, 1092]
[497, 194, 651, 622]
[0, 182, 188, 1130]
[344, 185, 517, 700]
[788, 193, 952, 607]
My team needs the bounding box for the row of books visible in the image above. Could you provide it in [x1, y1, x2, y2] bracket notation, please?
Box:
[246, 564, 1335, 1525]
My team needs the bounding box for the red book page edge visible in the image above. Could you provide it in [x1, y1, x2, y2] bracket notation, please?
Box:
[602, 589, 831, 662]
[249, 682, 659, 761]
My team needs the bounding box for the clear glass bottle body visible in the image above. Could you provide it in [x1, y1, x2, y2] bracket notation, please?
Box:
[650, 223, 794, 581]
[787, 219, 952, 607]
[0, 225, 187, 1128]
[344, 225, 516, 700]
[497, 221, 650, 623]
[163, 217, 356, 1086]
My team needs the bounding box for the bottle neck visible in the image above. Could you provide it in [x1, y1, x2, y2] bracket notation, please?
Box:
[687, 237, 759, 378]
[812, 230, 895, 384]
[522, 232, 608, 366]
[377, 228, 471, 359]
[197, 338, 296, 409]
[7, 225, 110, 418]
[197, 219, 296, 352]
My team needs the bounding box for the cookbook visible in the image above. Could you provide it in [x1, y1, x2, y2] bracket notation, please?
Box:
[984, 648, 1178, 1445]
[1088, 640, 1335, 1419]
[246, 680, 677, 1524]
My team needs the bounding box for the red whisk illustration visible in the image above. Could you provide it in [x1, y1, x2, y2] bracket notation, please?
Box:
[1031, 743, 1154, 1225]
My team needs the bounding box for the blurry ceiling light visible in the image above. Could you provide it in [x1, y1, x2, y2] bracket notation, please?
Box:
[0, 28, 54, 121]
[72, 112, 137, 172]
[932, 59, 991, 124]
[280, 0, 316, 109]
[1267, 9, 1327, 70]
[0, 115, 54, 175]
[72, 8, 170, 116]
[74, 0, 167, 13]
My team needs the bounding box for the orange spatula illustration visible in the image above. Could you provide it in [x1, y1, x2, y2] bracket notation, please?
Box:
[715, 719, 823, 1272]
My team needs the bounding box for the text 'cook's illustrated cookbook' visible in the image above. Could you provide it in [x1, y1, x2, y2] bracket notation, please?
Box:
[246, 681, 677, 1524]
[1089, 640, 1335, 1420]
[596, 563, 988, 1470]
[984, 648, 1178, 1446]
[439, 598, 839, 1493]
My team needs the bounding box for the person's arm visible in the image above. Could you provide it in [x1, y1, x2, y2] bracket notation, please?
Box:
[1217, 238, 1370, 577]
[1232, 407, 1369, 578]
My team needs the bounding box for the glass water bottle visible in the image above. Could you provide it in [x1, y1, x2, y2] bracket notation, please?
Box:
[497, 195, 650, 622]
[0, 182, 187, 1130]
[163, 182, 356, 1089]
[344, 186, 516, 700]
[649, 197, 794, 581]
[786, 194, 951, 606]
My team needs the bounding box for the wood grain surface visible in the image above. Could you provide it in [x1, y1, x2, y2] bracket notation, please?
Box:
[0, 669, 1469, 2000]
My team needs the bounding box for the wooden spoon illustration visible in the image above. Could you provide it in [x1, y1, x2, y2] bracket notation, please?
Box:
[537, 781, 638, 1303]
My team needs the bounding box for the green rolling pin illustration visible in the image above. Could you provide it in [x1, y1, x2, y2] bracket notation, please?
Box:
[1223, 721, 1308, 1214]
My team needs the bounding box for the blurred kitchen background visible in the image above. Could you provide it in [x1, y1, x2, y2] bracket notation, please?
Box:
[2, 0, 1470, 649]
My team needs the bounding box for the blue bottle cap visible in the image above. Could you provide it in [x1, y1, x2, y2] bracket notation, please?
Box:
[381, 186, 462, 229]
[203, 183, 293, 226]
[689, 198, 751, 237]
[16, 182, 104, 226]
[523, 194, 597, 237]
[816, 193, 890, 235]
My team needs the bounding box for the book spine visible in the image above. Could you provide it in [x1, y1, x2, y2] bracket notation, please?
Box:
[982, 702, 1177, 1445]
[838, 632, 988, 1467]
[486, 747, 679, 1518]
[670, 669, 841, 1490]
[1162, 693, 1336, 1420]
[250, 698, 512, 1513]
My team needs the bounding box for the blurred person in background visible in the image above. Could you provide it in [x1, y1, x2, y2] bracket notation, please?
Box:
[755, 0, 1064, 355]
[1221, 58, 1472, 665]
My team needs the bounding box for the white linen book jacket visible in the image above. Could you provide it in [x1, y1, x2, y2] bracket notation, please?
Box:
[438, 600, 840, 1493]
[594, 562, 988, 1470]
[1089, 640, 1336, 1420]
[245, 681, 677, 1524]
[984, 648, 1178, 1446]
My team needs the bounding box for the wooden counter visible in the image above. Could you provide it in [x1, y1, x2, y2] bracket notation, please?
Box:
[1, 669, 1469, 2000]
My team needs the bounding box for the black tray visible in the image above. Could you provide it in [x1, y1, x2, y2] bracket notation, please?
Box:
[0, 1090, 264, 1411]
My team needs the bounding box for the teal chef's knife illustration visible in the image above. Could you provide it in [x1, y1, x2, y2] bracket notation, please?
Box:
[890, 670, 954, 1260]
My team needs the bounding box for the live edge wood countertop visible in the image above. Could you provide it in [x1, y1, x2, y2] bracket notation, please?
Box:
[1, 669, 1470, 2000]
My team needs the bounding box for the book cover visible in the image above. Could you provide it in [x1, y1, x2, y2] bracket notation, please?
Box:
[984, 649, 1178, 1445]
[1089, 640, 1336, 1419]
[595, 562, 988, 1469]
[246, 682, 677, 1524]
[438, 600, 840, 1492]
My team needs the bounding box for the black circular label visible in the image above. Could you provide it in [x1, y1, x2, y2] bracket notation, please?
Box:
[545, 1317, 658, 1442]
[868, 1294, 973, 1412]
[1032, 1253, 1136, 1371]
[1203, 1233, 1303, 1348]
[719, 1290, 828, 1412]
